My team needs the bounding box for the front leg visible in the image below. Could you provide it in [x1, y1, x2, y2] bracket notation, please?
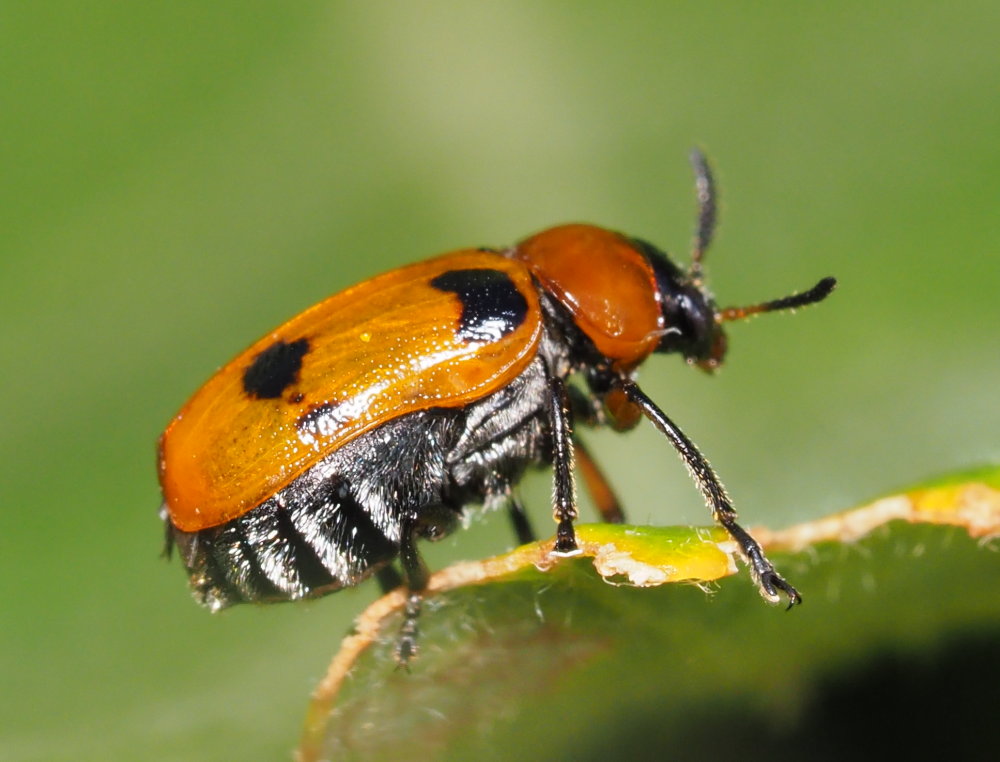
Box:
[546, 372, 580, 554]
[618, 378, 801, 607]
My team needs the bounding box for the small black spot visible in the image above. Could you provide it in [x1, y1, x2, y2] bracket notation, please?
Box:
[289, 392, 305, 404]
[430, 268, 528, 343]
[296, 401, 342, 435]
[242, 338, 309, 399]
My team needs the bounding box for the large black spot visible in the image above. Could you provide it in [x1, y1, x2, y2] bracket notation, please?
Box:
[242, 338, 309, 399]
[429, 268, 528, 343]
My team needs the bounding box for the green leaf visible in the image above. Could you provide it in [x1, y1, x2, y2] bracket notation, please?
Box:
[299, 466, 1000, 761]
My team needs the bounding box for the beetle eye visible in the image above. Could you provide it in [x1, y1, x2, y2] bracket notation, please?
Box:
[657, 285, 719, 363]
[636, 237, 721, 364]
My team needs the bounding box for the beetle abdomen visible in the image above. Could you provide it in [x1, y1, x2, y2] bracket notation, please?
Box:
[168, 356, 554, 610]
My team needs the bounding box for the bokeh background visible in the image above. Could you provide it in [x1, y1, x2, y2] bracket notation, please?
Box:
[3, 3, 998, 760]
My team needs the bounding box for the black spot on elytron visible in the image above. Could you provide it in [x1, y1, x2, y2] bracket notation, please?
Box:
[242, 338, 310, 399]
[429, 268, 528, 343]
[289, 392, 305, 404]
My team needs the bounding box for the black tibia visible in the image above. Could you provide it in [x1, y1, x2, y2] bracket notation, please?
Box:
[545, 373, 579, 554]
[395, 505, 458, 664]
[507, 493, 536, 545]
[573, 438, 625, 524]
[566, 378, 626, 523]
[618, 378, 801, 607]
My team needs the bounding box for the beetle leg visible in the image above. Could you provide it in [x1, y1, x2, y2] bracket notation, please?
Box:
[507, 492, 536, 545]
[546, 374, 579, 554]
[394, 505, 462, 665]
[617, 378, 801, 607]
[508, 439, 624, 545]
[395, 516, 430, 666]
[573, 438, 626, 524]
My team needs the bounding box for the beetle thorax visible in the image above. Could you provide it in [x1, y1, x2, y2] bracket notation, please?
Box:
[513, 224, 665, 370]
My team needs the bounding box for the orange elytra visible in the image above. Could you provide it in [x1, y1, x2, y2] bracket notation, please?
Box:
[159, 251, 542, 533]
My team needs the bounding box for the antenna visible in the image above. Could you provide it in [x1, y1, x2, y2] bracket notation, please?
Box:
[717, 277, 837, 323]
[689, 148, 717, 285]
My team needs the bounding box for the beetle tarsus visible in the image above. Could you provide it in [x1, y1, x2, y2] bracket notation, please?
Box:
[765, 571, 802, 610]
[721, 514, 801, 607]
[395, 593, 423, 667]
[554, 519, 579, 554]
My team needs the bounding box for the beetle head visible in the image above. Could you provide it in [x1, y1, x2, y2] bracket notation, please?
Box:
[638, 150, 836, 372]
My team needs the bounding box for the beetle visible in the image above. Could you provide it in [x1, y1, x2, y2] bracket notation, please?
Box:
[159, 151, 835, 661]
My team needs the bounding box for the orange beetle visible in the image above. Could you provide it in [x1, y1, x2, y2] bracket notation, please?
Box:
[160, 152, 835, 661]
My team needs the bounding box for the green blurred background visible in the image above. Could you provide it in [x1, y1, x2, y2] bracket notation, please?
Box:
[2, 3, 998, 759]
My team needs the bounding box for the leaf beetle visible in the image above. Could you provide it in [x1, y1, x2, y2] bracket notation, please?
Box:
[159, 151, 836, 661]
